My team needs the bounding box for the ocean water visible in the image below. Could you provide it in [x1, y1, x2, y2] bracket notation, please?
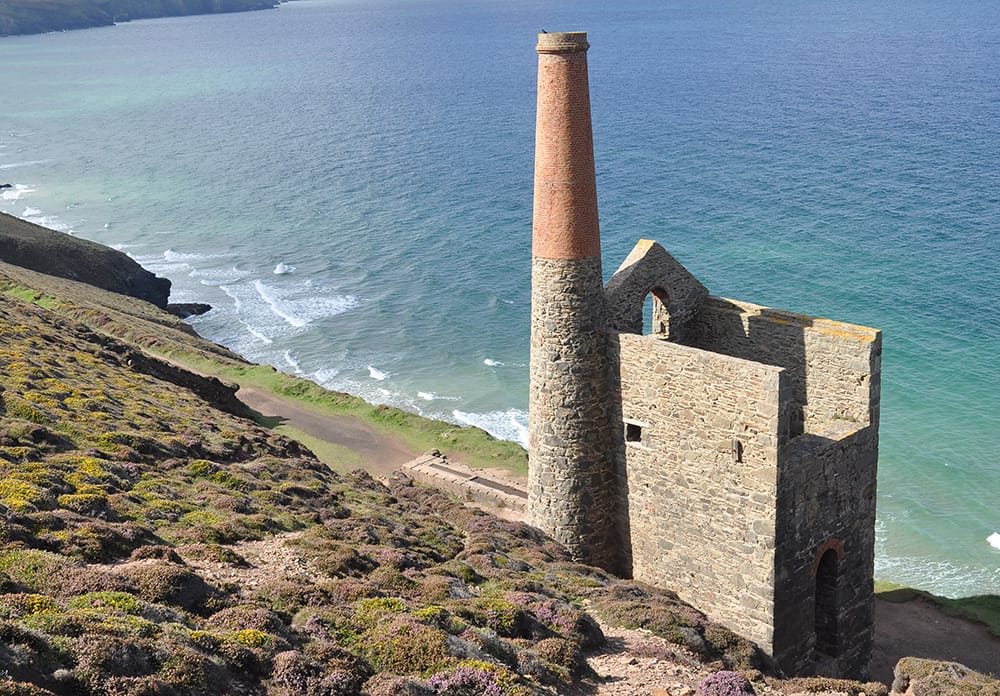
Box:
[1, 0, 998, 598]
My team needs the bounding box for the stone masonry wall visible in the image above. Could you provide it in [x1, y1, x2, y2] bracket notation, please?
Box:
[611, 332, 786, 651]
[529, 256, 624, 573]
[773, 423, 879, 678]
[683, 297, 880, 437]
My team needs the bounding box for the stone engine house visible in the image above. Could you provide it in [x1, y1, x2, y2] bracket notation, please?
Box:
[527, 32, 882, 679]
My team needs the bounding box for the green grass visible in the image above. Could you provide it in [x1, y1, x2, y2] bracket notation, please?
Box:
[0, 282, 62, 309]
[271, 424, 364, 473]
[875, 580, 1000, 638]
[154, 353, 528, 476]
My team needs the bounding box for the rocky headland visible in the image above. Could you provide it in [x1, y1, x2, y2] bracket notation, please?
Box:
[0, 218, 997, 695]
[0, 0, 277, 37]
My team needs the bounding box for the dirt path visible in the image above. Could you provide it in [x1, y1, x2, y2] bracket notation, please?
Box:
[236, 387, 417, 474]
[872, 596, 999, 683]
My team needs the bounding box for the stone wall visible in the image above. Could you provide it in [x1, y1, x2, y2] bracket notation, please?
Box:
[683, 297, 880, 437]
[773, 423, 879, 678]
[604, 240, 708, 338]
[612, 332, 787, 651]
[528, 256, 624, 573]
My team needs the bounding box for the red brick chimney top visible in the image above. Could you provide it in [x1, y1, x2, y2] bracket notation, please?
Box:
[532, 31, 601, 261]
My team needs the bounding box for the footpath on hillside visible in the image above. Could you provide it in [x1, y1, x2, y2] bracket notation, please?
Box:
[233, 385, 999, 687]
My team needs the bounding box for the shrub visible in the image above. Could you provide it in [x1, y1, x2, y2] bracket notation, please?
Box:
[207, 605, 285, 634]
[697, 670, 755, 696]
[269, 650, 359, 696]
[361, 616, 453, 675]
[66, 591, 140, 614]
[72, 634, 153, 688]
[355, 597, 407, 626]
[783, 676, 889, 696]
[426, 664, 505, 695]
[117, 561, 217, 613]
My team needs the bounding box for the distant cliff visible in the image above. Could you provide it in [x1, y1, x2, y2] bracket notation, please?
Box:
[0, 211, 170, 306]
[0, 0, 277, 37]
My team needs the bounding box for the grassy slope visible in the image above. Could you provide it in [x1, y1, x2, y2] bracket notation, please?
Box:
[0, 263, 789, 695]
[0, 261, 527, 476]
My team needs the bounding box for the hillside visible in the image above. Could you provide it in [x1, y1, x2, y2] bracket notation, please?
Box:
[0, 0, 276, 37]
[0, 213, 169, 308]
[0, 261, 781, 695]
[0, 232, 997, 694]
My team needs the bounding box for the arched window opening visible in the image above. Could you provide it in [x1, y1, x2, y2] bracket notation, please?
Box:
[643, 287, 670, 336]
[814, 549, 839, 657]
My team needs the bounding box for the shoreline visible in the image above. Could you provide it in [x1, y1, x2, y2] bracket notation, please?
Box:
[0, 0, 280, 38]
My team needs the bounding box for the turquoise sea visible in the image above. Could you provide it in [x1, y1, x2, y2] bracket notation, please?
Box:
[1, 0, 998, 598]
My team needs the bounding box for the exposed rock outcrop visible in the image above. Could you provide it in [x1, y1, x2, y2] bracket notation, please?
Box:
[891, 657, 1000, 695]
[0, 211, 170, 307]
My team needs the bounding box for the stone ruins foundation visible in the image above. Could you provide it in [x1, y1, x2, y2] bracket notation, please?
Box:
[527, 31, 882, 679]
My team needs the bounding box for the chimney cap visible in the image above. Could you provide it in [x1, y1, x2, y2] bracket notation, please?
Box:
[536, 31, 589, 54]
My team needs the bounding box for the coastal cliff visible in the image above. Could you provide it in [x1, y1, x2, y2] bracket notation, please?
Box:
[0, 212, 170, 307]
[0, 228, 996, 694]
[0, 0, 276, 37]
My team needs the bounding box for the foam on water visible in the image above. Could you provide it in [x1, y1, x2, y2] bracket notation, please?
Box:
[163, 249, 206, 262]
[368, 365, 387, 381]
[0, 159, 50, 170]
[188, 264, 251, 285]
[453, 408, 529, 449]
[483, 358, 504, 367]
[418, 391, 462, 401]
[218, 283, 275, 345]
[129, 250, 204, 277]
[28, 214, 71, 232]
[273, 262, 296, 275]
[1, 184, 34, 201]
[313, 367, 340, 384]
[253, 279, 359, 329]
[875, 549, 1000, 599]
[22, 207, 41, 216]
[282, 350, 301, 373]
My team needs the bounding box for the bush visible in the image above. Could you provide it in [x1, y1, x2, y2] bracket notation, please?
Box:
[697, 671, 755, 696]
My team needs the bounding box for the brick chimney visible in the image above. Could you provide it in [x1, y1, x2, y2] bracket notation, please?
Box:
[532, 31, 601, 260]
[528, 31, 622, 573]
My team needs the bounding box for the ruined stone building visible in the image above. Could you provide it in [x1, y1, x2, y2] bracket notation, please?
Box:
[527, 32, 882, 679]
